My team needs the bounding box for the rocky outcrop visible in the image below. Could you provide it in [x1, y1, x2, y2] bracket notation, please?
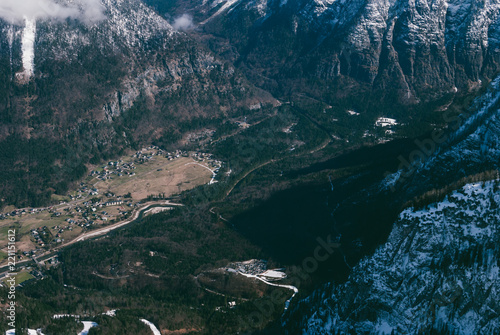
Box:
[185, 0, 500, 102]
[288, 180, 500, 334]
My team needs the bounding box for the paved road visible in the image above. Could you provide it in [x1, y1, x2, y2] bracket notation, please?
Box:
[0, 201, 183, 277]
[73, 201, 182, 243]
[224, 137, 331, 199]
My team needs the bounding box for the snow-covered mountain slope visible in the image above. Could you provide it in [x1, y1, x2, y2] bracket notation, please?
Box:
[385, 75, 500, 199]
[29, 0, 179, 119]
[288, 180, 500, 334]
[2, 0, 173, 79]
[36, 0, 174, 60]
[32, 0, 175, 58]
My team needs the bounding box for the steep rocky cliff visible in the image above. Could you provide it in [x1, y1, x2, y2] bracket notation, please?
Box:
[1, 0, 273, 133]
[166, 0, 500, 103]
[288, 180, 500, 334]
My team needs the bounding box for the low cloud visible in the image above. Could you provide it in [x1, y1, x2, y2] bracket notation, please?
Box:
[0, 0, 105, 25]
[172, 14, 195, 31]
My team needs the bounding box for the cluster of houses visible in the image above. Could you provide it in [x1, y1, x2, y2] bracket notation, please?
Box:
[1, 190, 135, 256]
[87, 146, 205, 183]
[89, 160, 137, 181]
[0, 207, 52, 220]
[28, 199, 132, 248]
[192, 151, 214, 162]
[73, 182, 99, 200]
[134, 146, 172, 161]
[30, 226, 51, 247]
[0, 145, 227, 266]
[0, 209, 25, 220]
[165, 149, 188, 161]
[133, 147, 222, 172]
[192, 152, 223, 172]
[63, 199, 132, 227]
[85, 147, 222, 188]
[21, 249, 41, 258]
[30, 225, 66, 246]
[51, 223, 74, 239]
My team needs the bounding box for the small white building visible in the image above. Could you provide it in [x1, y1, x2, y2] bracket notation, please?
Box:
[375, 117, 398, 127]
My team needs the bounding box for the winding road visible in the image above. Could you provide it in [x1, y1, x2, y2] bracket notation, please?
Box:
[0, 201, 183, 276]
[224, 137, 331, 199]
[184, 162, 218, 184]
[73, 201, 182, 243]
[237, 272, 298, 312]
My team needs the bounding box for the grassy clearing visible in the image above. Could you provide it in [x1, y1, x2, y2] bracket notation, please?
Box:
[3, 271, 34, 286]
[93, 156, 212, 200]
[17, 212, 71, 235]
[50, 194, 71, 203]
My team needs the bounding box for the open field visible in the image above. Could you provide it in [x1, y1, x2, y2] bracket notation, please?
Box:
[16, 235, 36, 254]
[2, 271, 34, 286]
[93, 156, 213, 200]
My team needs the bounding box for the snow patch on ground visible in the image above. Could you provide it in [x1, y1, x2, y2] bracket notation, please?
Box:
[140, 319, 161, 335]
[78, 321, 98, 335]
[375, 117, 398, 127]
[347, 110, 360, 116]
[21, 17, 36, 79]
[103, 309, 118, 317]
[200, 0, 241, 24]
[27, 329, 45, 335]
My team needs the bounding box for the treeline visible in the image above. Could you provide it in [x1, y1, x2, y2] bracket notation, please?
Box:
[145, 193, 168, 201]
[403, 170, 499, 211]
[0, 127, 131, 208]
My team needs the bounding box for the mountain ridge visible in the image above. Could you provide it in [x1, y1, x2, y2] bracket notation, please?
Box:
[172, 0, 500, 103]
